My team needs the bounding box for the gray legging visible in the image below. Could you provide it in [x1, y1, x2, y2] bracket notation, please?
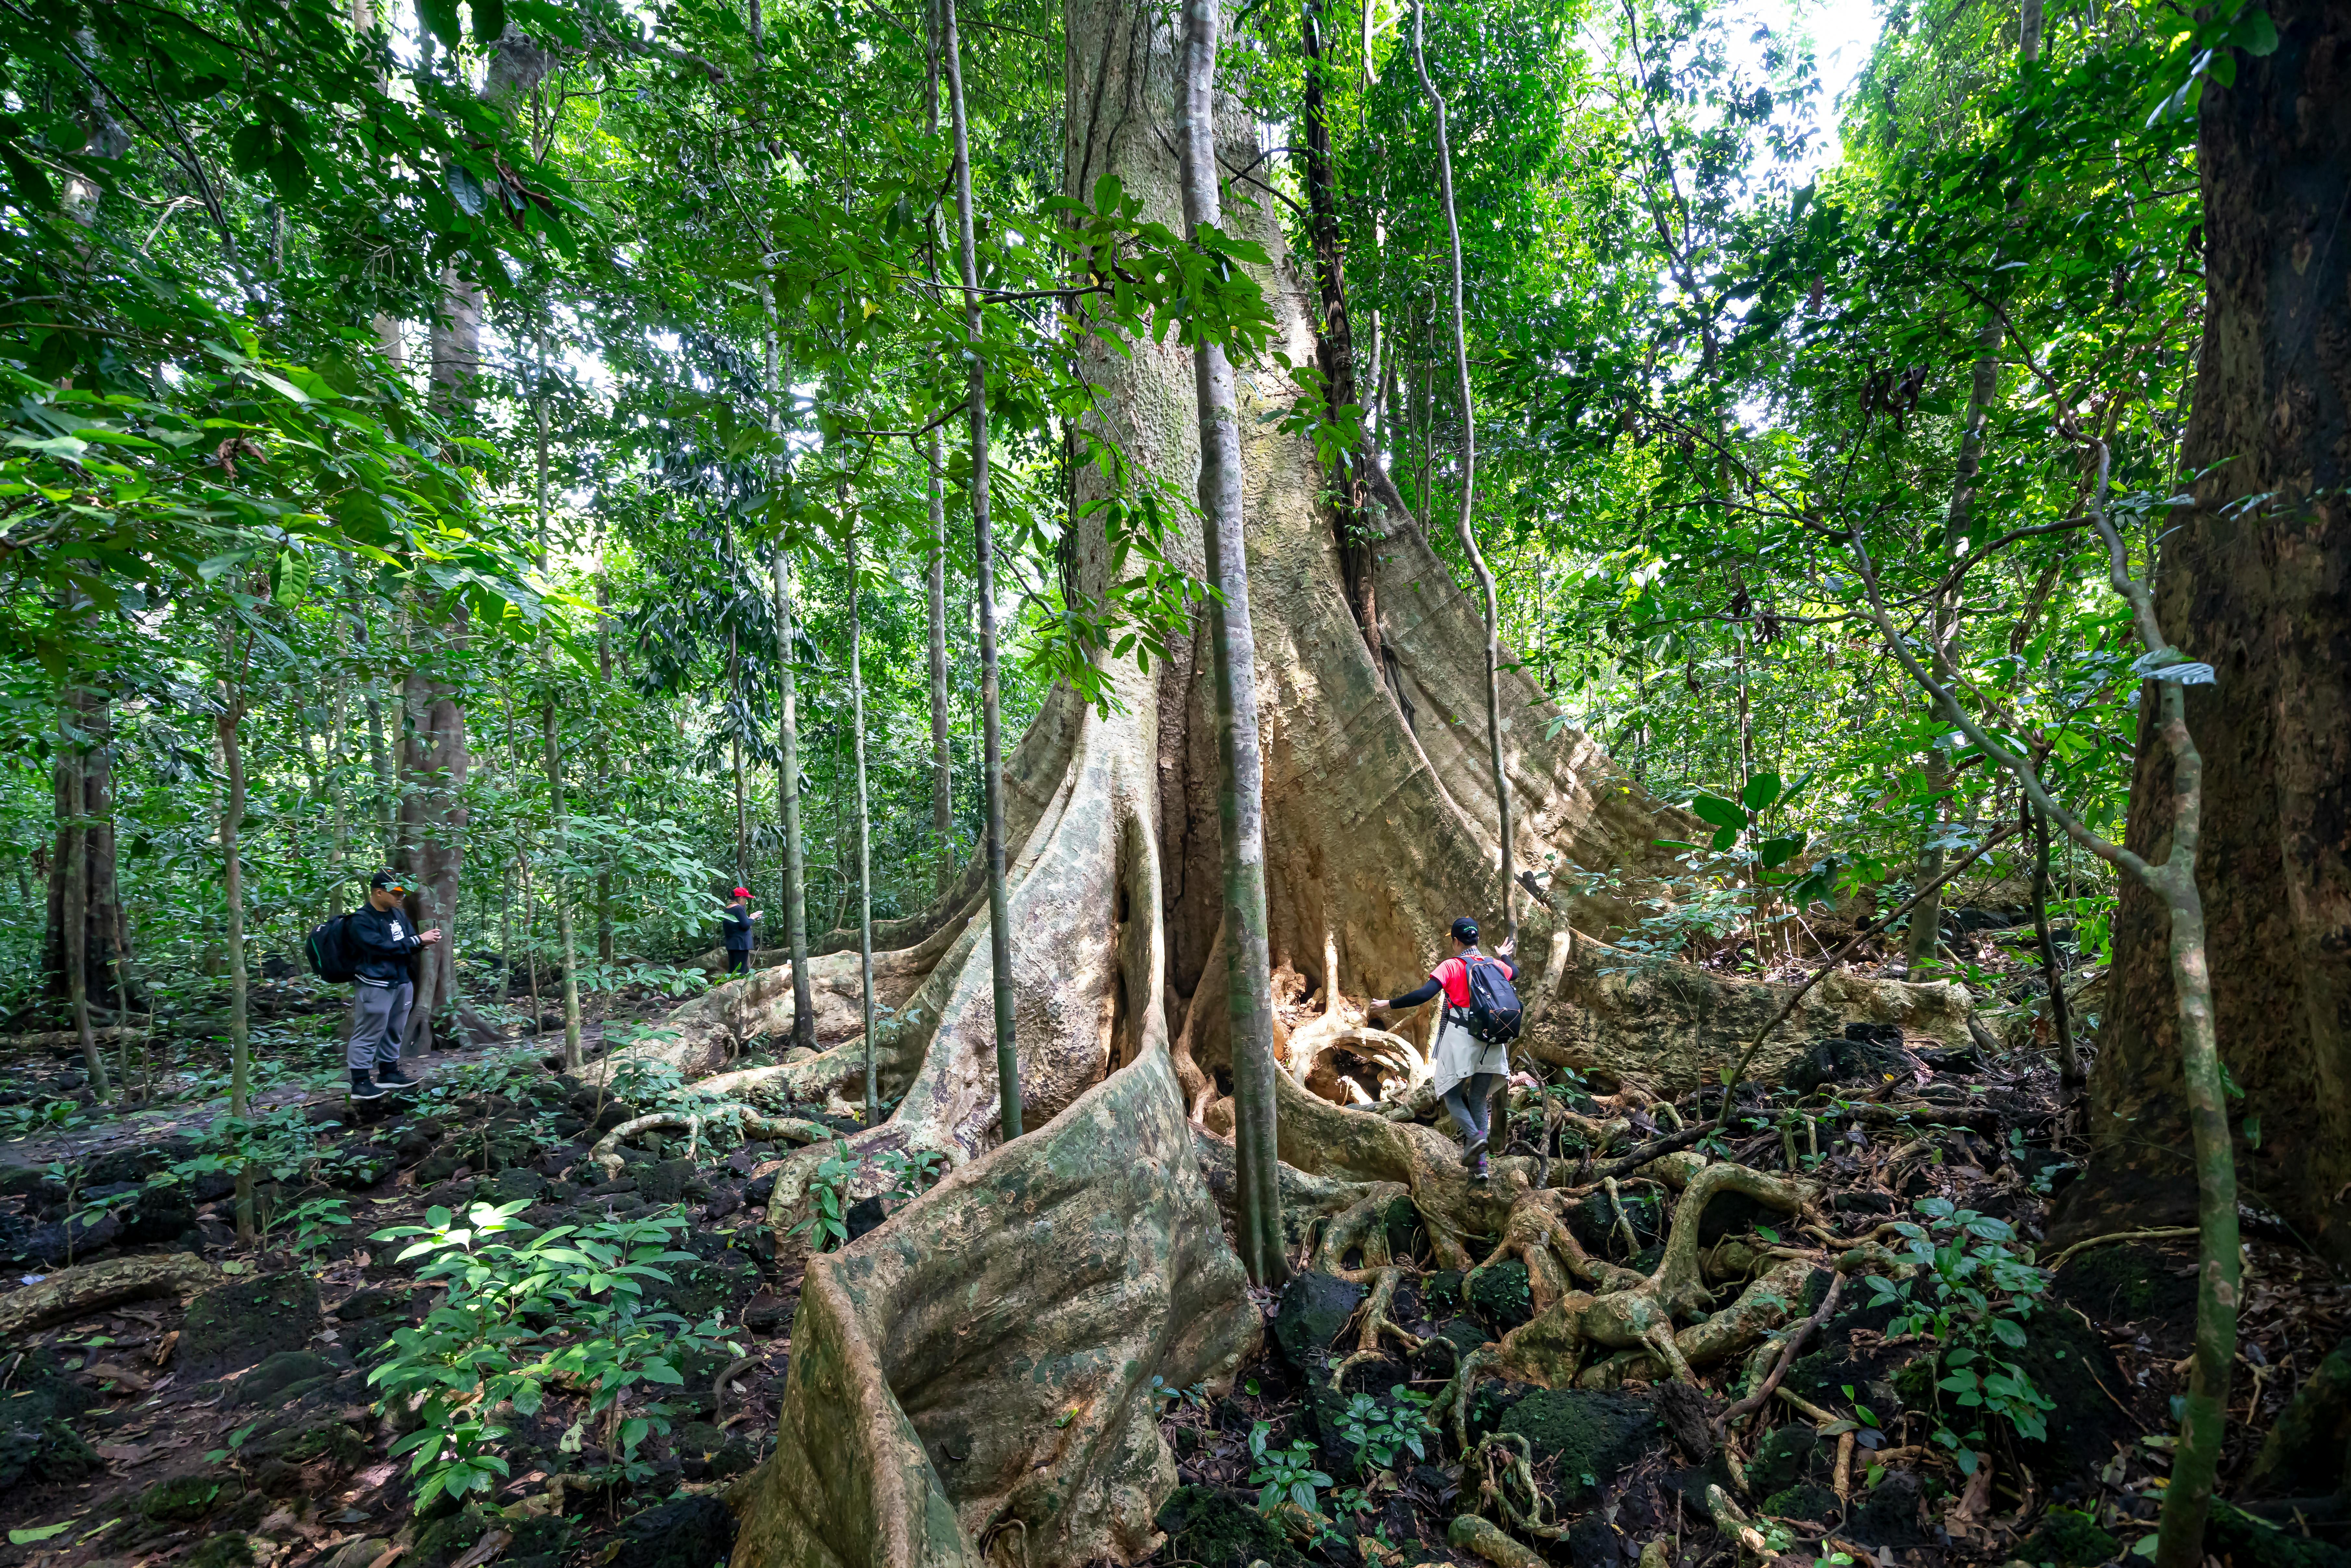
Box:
[1443, 1071, 1504, 1148]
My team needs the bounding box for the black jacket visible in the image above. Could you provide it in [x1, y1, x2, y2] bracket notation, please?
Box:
[720, 905, 756, 952]
[349, 902, 425, 985]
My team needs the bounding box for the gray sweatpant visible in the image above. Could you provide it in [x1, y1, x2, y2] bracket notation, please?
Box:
[347, 979, 412, 1071]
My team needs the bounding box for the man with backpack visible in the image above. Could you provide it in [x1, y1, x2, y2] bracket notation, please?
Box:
[1371, 917, 1518, 1182]
[344, 869, 441, 1099]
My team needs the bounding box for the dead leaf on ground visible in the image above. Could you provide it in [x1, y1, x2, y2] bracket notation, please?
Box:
[446, 1529, 510, 1568]
[84, 1361, 154, 1393]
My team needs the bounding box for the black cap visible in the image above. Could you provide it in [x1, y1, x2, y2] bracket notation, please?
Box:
[371, 869, 412, 893]
[1451, 916, 1479, 944]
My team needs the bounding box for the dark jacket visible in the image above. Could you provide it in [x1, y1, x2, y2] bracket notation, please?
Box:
[349, 902, 425, 985]
[720, 905, 756, 952]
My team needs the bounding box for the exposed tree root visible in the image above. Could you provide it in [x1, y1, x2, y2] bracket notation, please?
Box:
[1329, 1267, 1425, 1386]
[589, 1106, 830, 1180]
[0, 1252, 215, 1340]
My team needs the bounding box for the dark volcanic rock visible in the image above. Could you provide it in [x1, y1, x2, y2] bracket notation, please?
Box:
[1493, 1389, 1659, 1507]
[1273, 1271, 1364, 1377]
[606, 1495, 735, 1568]
[180, 1270, 324, 1381]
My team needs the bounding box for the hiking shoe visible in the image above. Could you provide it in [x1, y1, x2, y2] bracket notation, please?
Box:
[1471, 1156, 1491, 1184]
[375, 1067, 419, 1089]
[1460, 1135, 1488, 1170]
[350, 1079, 388, 1101]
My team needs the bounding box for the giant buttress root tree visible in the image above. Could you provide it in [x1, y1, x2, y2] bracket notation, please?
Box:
[704, 4, 1979, 1561]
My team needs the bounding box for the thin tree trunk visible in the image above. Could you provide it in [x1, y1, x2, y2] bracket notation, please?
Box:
[595, 574, 614, 964]
[1179, 0, 1283, 1286]
[772, 547, 815, 1053]
[1410, 0, 1515, 952]
[536, 367, 582, 1072]
[847, 518, 878, 1123]
[928, 433, 954, 891]
[545, 704, 582, 1070]
[2027, 797, 2077, 1087]
[944, 0, 1019, 1139]
[57, 717, 109, 1100]
[215, 631, 253, 1244]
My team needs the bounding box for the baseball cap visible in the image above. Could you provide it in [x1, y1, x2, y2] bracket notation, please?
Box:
[1451, 916, 1479, 944]
[731, 887, 750, 899]
[371, 869, 414, 894]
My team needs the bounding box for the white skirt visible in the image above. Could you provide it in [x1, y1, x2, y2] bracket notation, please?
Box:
[1429, 1010, 1511, 1098]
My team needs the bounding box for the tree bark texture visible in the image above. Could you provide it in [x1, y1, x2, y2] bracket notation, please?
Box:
[2061, 0, 2351, 1268]
[44, 685, 128, 1009]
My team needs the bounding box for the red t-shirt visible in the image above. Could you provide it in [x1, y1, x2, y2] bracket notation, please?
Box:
[1431, 953, 1513, 1010]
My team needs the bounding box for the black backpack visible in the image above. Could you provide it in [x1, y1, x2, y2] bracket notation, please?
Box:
[305, 913, 360, 984]
[1458, 953, 1524, 1046]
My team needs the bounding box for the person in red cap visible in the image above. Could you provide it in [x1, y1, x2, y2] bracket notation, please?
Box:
[719, 887, 762, 974]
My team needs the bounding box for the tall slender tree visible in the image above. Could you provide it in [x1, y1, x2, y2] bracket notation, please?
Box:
[942, 0, 1019, 1140]
[1179, 0, 1283, 1287]
[1411, 0, 1515, 953]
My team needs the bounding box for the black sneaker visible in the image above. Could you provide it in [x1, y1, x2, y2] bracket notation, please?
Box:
[350, 1079, 388, 1101]
[375, 1067, 419, 1090]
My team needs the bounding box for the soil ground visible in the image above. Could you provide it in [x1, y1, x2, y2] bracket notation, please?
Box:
[0, 953, 2338, 1568]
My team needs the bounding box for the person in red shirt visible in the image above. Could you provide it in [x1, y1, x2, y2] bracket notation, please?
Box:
[1371, 916, 1515, 1181]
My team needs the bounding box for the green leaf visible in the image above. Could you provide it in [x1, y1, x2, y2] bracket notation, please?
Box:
[11, 1523, 73, 1545]
[1758, 834, 1808, 869]
[1689, 792, 1746, 831]
[473, 0, 507, 42]
[1741, 772, 1783, 812]
[416, 0, 463, 46]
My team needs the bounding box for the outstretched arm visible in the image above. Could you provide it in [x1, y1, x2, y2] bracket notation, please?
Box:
[1376, 977, 1443, 1010]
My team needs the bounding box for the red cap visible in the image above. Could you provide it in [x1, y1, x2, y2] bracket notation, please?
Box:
[732, 888, 750, 899]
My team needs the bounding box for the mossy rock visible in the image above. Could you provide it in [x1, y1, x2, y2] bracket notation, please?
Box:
[1570, 1188, 1668, 1257]
[2017, 1507, 2120, 1567]
[1761, 1483, 1842, 1523]
[0, 1349, 100, 1488]
[641, 1229, 756, 1321]
[229, 1349, 340, 1408]
[187, 1533, 255, 1568]
[1466, 1260, 1533, 1333]
[0, 1417, 100, 1488]
[1423, 1270, 1465, 1309]
[1748, 1424, 1821, 1495]
[1849, 1467, 1928, 1547]
[2055, 1243, 2197, 1329]
[2004, 1306, 2135, 1481]
[138, 1473, 243, 1523]
[607, 1495, 735, 1568]
[254, 1420, 369, 1471]
[1493, 1388, 1659, 1507]
[180, 1270, 323, 1381]
[1272, 1271, 1365, 1377]
[1154, 1485, 1311, 1568]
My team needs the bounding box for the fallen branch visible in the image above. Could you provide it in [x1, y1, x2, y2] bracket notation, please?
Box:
[589, 1104, 831, 1180]
[0, 1253, 215, 1341]
[1719, 821, 2021, 1102]
[0, 1026, 147, 1051]
[2045, 1227, 2197, 1272]
[1590, 1121, 1718, 1182]
[1715, 1271, 1845, 1436]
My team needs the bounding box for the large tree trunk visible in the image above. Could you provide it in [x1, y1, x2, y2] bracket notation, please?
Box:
[2053, 0, 2351, 1267]
[714, 5, 1977, 1560]
[43, 685, 129, 1012]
